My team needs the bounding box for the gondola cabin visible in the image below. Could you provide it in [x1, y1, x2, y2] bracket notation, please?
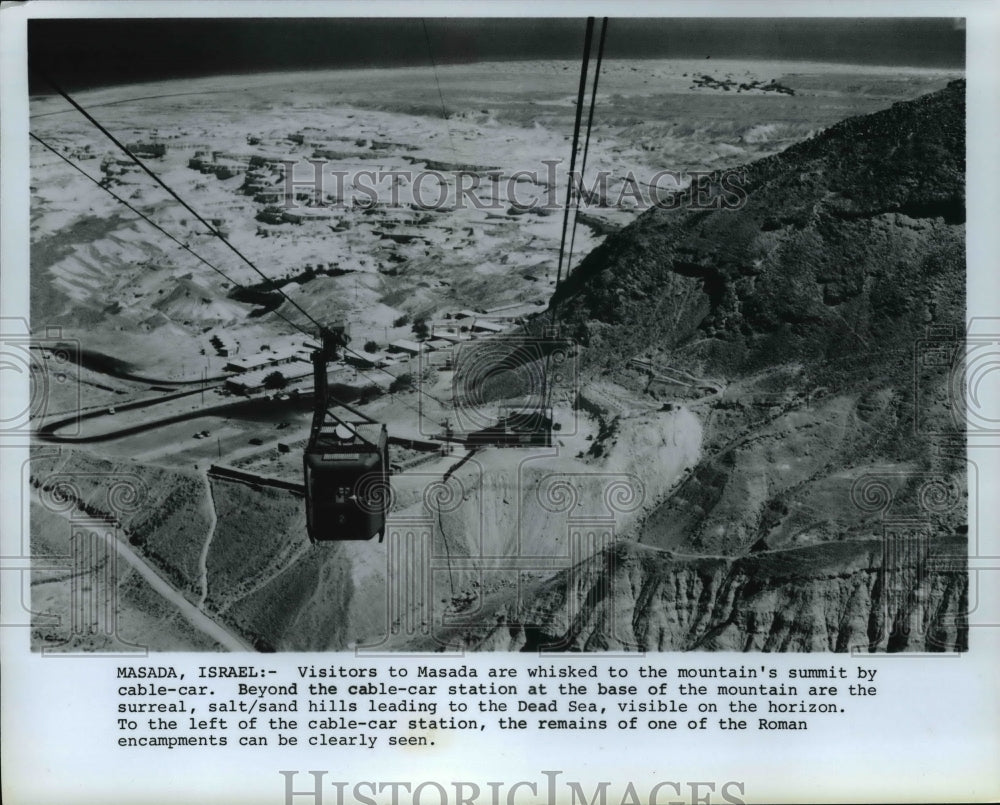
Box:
[304, 419, 389, 542]
[304, 327, 390, 542]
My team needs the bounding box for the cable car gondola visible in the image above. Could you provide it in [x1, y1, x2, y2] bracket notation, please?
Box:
[304, 328, 390, 542]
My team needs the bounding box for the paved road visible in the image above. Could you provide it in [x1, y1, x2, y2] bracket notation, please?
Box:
[108, 525, 254, 652]
[34, 488, 254, 651]
[36, 390, 308, 443]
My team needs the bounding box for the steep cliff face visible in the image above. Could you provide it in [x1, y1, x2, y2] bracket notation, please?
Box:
[445, 539, 967, 653]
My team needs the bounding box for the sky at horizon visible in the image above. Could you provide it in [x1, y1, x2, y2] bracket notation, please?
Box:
[29, 18, 964, 94]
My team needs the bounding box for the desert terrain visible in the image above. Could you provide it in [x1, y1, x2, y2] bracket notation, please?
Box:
[27, 58, 965, 651]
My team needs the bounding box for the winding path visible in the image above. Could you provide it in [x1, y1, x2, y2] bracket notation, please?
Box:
[196, 474, 219, 609]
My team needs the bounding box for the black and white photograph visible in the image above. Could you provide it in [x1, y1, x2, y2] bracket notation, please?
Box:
[2, 3, 999, 804]
[20, 16, 971, 653]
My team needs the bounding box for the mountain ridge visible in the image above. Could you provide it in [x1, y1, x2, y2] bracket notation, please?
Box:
[550, 79, 965, 380]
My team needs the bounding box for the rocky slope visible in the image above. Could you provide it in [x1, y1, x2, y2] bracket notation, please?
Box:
[550, 79, 965, 374]
[435, 538, 967, 652]
[514, 80, 967, 651]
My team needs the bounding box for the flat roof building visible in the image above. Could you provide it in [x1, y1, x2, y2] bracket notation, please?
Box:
[430, 328, 469, 343]
[225, 362, 313, 394]
[388, 339, 423, 356]
[225, 346, 308, 374]
[471, 320, 507, 334]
